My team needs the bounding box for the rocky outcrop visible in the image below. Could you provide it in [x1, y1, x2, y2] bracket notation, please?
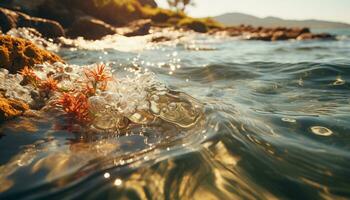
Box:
[178, 19, 209, 33]
[139, 0, 157, 8]
[0, 1, 336, 42]
[66, 16, 117, 40]
[0, 95, 29, 121]
[0, 35, 63, 73]
[216, 25, 335, 41]
[0, 7, 64, 39]
[297, 33, 335, 40]
[74, 0, 146, 26]
[1, 0, 148, 27]
[117, 19, 151, 37]
[36, 0, 84, 28]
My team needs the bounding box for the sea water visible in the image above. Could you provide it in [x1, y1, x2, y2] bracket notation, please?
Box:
[0, 28, 350, 199]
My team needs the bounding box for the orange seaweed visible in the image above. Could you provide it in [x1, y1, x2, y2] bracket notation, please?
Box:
[84, 64, 111, 92]
[56, 93, 91, 122]
[39, 77, 58, 93]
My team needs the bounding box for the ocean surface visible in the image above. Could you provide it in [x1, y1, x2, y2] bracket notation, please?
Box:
[1, 28, 350, 200]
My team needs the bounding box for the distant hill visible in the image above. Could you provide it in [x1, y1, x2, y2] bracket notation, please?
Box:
[214, 12, 350, 29]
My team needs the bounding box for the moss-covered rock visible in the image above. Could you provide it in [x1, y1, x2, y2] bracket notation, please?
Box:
[0, 35, 63, 73]
[0, 96, 29, 121]
[146, 8, 175, 23]
[77, 0, 146, 26]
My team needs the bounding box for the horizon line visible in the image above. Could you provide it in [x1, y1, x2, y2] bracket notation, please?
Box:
[207, 11, 350, 25]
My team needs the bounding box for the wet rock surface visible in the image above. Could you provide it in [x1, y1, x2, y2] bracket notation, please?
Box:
[0, 95, 29, 121]
[0, 7, 64, 39]
[117, 19, 152, 37]
[179, 19, 209, 33]
[0, 35, 63, 73]
[67, 16, 117, 40]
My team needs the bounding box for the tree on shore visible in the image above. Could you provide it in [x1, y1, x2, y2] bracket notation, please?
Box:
[167, 0, 195, 13]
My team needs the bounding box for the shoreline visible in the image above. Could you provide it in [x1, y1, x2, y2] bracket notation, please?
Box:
[0, 0, 336, 43]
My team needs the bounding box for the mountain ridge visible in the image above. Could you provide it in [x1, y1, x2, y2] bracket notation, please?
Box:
[214, 12, 350, 29]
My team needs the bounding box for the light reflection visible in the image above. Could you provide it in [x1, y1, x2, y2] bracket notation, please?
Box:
[333, 76, 345, 85]
[310, 126, 333, 136]
[114, 178, 123, 186]
[104, 172, 110, 179]
[281, 118, 297, 123]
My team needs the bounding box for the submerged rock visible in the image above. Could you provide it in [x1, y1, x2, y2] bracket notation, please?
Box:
[0, 35, 63, 73]
[66, 16, 117, 40]
[0, 7, 64, 38]
[0, 95, 29, 121]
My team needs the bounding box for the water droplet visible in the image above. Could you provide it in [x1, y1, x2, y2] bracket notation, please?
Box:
[310, 126, 333, 136]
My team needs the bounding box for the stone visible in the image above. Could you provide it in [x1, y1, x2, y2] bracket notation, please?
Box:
[36, 0, 84, 28]
[312, 33, 335, 40]
[286, 27, 310, 38]
[120, 19, 151, 37]
[271, 31, 289, 41]
[151, 10, 172, 23]
[151, 36, 172, 43]
[66, 16, 117, 40]
[296, 33, 314, 40]
[138, 0, 157, 8]
[297, 33, 335, 40]
[0, 95, 29, 121]
[0, 35, 64, 73]
[0, 7, 64, 38]
[179, 19, 208, 33]
[246, 32, 272, 41]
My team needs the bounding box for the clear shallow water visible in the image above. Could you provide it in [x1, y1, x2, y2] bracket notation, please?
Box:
[1, 29, 350, 199]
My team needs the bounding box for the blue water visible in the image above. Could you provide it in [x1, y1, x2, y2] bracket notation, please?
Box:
[1, 29, 350, 199]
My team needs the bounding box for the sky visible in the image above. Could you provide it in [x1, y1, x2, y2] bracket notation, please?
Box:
[155, 0, 350, 23]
